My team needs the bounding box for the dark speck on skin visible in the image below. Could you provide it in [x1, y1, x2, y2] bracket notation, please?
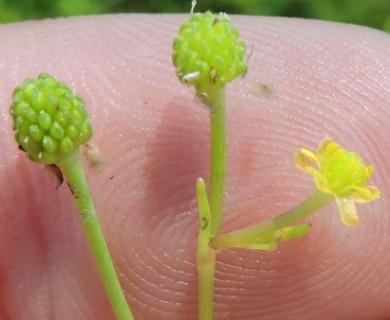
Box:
[252, 82, 276, 99]
[259, 82, 275, 99]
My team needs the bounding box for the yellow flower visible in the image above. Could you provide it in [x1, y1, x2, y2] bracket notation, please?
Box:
[294, 136, 380, 227]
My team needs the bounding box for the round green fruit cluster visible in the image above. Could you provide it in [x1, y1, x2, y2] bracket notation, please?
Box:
[173, 11, 247, 93]
[10, 74, 92, 164]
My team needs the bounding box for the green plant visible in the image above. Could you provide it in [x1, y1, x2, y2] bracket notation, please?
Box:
[172, 11, 381, 320]
[7, 9, 383, 320]
[173, 11, 247, 319]
[9, 74, 134, 320]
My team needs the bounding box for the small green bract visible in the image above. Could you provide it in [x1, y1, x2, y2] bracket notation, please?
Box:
[10, 73, 92, 164]
[173, 11, 247, 93]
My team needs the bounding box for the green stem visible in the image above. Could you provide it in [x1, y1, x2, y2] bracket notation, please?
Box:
[210, 190, 333, 250]
[208, 87, 227, 236]
[57, 150, 134, 320]
[196, 178, 216, 320]
[195, 88, 226, 320]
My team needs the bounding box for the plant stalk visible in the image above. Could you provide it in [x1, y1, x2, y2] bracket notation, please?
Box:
[196, 178, 216, 320]
[196, 87, 227, 320]
[208, 87, 227, 236]
[210, 190, 333, 250]
[57, 150, 134, 320]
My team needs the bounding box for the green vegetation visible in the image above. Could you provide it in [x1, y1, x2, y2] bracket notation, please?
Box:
[10, 74, 135, 320]
[171, 11, 381, 320]
[0, 0, 389, 32]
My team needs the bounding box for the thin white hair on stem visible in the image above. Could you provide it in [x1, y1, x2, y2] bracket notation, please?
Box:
[190, 0, 197, 16]
[246, 43, 254, 66]
[182, 71, 200, 83]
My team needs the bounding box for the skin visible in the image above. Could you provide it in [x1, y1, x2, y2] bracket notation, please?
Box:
[0, 14, 389, 320]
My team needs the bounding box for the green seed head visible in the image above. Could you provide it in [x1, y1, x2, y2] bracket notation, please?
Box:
[172, 11, 247, 93]
[10, 74, 93, 164]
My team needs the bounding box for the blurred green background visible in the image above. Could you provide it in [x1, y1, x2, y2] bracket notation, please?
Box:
[0, 0, 389, 31]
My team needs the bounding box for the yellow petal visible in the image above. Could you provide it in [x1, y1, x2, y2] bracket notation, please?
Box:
[366, 165, 375, 179]
[317, 135, 334, 155]
[311, 170, 334, 194]
[335, 197, 360, 227]
[294, 145, 338, 195]
[349, 186, 381, 203]
[294, 148, 318, 175]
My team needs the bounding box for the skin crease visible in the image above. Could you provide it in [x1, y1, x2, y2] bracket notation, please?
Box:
[0, 13, 389, 320]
